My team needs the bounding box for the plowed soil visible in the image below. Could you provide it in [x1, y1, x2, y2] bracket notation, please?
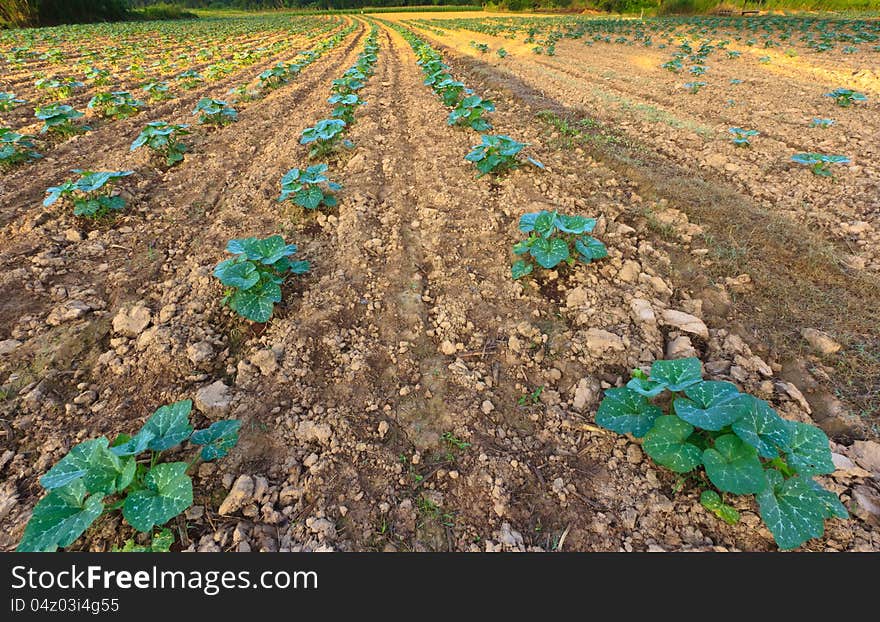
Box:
[0, 14, 878, 553]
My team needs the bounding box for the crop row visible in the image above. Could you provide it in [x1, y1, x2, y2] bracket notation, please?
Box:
[0, 23, 356, 174]
[13, 22, 374, 552]
[217, 23, 381, 323]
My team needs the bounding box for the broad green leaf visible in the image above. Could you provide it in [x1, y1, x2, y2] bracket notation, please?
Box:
[214, 259, 259, 290]
[673, 380, 746, 431]
[595, 387, 662, 438]
[703, 434, 767, 494]
[532, 211, 555, 238]
[141, 399, 194, 451]
[809, 479, 848, 520]
[786, 421, 835, 476]
[190, 419, 241, 461]
[518, 212, 539, 233]
[227, 236, 295, 265]
[730, 395, 793, 458]
[650, 357, 703, 392]
[41, 437, 124, 494]
[643, 416, 702, 473]
[700, 490, 740, 525]
[511, 260, 533, 280]
[554, 214, 596, 234]
[530, 237, 569, 269]
[17, 480, 104, 552]
[122, 462, 193, 533]
[295, 186, 324, 210]
[229, 279, 282, 323]
[574, 236, 608, 263]
[757, 470, 828, 550]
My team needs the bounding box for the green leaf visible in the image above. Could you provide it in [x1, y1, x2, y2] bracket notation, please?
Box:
[532, 211, 555, 238]
[122, 462, 193, 533]
[730, 395, 793, 458]
[757, 470, 829, 550]
[643, 416, 702, 473]
[229, 279, 282, 323]
[625, 376, 666, 398]
[650, 357, 703, 392]
[518, 212, 539, 233]
[574, 236, 608, 263]
[673, 381, 747, 431]
[214, 259, 259, 290]
[554, 214, 596, 234]
[702, 434, 767, 494]
[227, 236, 295, 265]
[786, 421, 835, 476]
[595, 387, 663, 438]
[190, 419, 241, 461]
[511, 260, 533, 280]
[109, 429, 155, 457]
[17, 480, 104, 552]
[809, 479, 848, 520]
[141, 399, 194, 451]
[295, 186, 324, 210]
[530, 237, 569, 269]
[150, 528, 175, 552]
[700, 490, 740, 525]
[40, 437, 124, 494]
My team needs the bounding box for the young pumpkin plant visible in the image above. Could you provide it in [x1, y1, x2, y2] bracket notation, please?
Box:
[300, 118, 348, 159]
[131, 121, 191, 167]
[466, 134, 544, 177]
[791, 153, 850, 177]
[193, 98, 238, 126]
[214, 235, 310, 323]
[279, 164, 342, 210]
[88, 91, 145, 120]
[512, 210, 607, 280]
[44, 170, 134, 218]
[35, 104, 88, 137]
[595, 357, 848, 550]
[448, 95, 494, 131]
[16, 399, 240, 552]
[0, 128, 41, 169]
[729, 127, 759, 147]
[0, 91, 25, 112]
[825, 88, 867, 108]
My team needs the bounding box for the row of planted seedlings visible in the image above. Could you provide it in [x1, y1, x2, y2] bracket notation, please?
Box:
[390, 22, 850, 551]
[0, 19, 349, 171]
[12, 24, 358, 219]
[214, 24, 381, 327]
[12, 27, 365, 552]
[385, 22, 544, 179]
[385, 22, 608, 281]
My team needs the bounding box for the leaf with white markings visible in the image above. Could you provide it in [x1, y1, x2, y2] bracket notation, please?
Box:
[643, 416, 702, 473]
[16, 480, 104, 552]
[702, 435, 767, 494]
[141, 400, 193, 451]
[595, 387, 662, 438]
[650, 358, 703, 392]
[730, 395, 793, 458]
[673, 380, 747, 431]
[123, 462, 193, 533]
[190, 420, 241, 461]
[786, 421, 835, 476]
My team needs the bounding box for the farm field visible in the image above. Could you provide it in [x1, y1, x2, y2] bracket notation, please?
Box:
[0, 10, 879, 553]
